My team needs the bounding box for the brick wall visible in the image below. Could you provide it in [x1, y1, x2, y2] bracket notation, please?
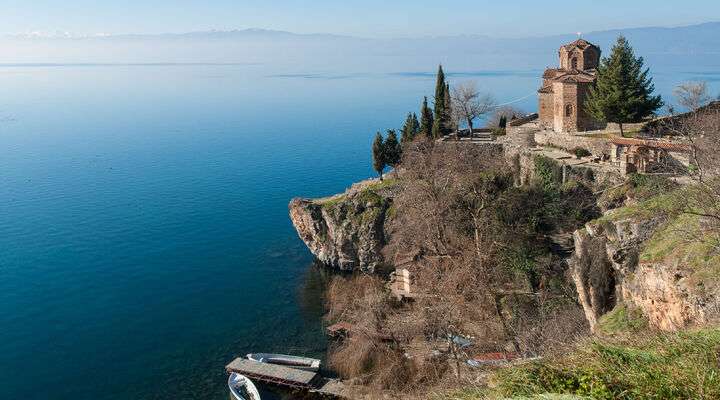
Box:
[539, 92, 554, 129]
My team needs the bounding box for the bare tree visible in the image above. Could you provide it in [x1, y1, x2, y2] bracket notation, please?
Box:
[673, 81, 711, 112]
[662, 106, 720, 248]
[450, 81, 495, 134]
[487, 105, 525, 128]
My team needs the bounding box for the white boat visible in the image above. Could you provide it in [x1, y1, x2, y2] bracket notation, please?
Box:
[246, 353, 321, 372]
[228, 372, 261, 400]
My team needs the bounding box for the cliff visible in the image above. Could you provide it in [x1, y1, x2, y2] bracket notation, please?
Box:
[289, 179, 397, 272]
[290, 144, 716, 335]
[571, 189, 720, 332]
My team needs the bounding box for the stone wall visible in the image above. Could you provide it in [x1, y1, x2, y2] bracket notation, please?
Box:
[534, 130, 612, 156]
[603, 122, 648, 132]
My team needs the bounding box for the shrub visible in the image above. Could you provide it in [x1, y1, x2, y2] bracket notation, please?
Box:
[534, 155, 563, 189]
[572, 147, 592, 159]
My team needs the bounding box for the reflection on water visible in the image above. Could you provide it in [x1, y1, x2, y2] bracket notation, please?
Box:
[297, 263, 336, 329]
[248, 262, 340, 400]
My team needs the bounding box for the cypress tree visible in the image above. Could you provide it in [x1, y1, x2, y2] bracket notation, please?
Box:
[499, 115, 507, 129]
[372, 131, 386, 180]
[432, 65, 449, 138]
[445, 83, 454, 133]
[384, 129, 402, 168]
[401, 112, 420, 143]
[585, 36, 663, 137]
[419, 96, 434, 139]
[411, 113, 420, 137]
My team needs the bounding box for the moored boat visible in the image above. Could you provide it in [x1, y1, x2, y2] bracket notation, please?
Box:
[246, 353, 321, 372]
[228, 372, 261, 400]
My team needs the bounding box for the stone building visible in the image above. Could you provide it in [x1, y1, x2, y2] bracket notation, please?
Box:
[609, 137, 690, 175]
[539, 39, 605, 133]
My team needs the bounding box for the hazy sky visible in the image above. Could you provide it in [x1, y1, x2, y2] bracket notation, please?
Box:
[3, 0, 718, 38]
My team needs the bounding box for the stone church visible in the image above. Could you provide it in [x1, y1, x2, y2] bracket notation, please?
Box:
[538, 39, 605, 133]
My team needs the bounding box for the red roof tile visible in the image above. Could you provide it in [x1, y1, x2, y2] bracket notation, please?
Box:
[610, 137, 690, 151]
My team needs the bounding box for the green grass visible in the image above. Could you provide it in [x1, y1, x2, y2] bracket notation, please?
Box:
[479, 328, 720, 400]
[597, 174, 680, 213]
[317, 179, 395, 227]
[439, 328, 720, 399]
[316, 178, 399, 210]
[596, 305, 648, 335]
[439, 388, 589, 400]
[595, 187, 685, 224]
[364, 177, 399, 192]
[317, 194, 347, 209]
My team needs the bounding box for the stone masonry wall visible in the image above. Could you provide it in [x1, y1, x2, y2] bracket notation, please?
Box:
[535, 131, 612, 156]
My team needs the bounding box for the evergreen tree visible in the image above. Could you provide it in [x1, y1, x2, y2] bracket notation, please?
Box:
[431, 112, 443, 139]
[384, 129, 402, 168]
[585, 36, 663, 137]
[411, 112, 420, 137]
[432, 65, 450, 138]
[372, 131, 386, 180]
[419, 96, 434, 139]
[445, 83, 454, 132]
[401, 112, 420, 143]
[499, 115, 508, 129]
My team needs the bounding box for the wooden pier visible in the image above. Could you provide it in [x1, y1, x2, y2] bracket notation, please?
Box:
[225, 358, 349, 398]
[226, 358, 319, 389]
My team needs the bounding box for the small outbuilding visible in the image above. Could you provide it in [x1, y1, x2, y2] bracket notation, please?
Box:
[609, 137, 690, 175]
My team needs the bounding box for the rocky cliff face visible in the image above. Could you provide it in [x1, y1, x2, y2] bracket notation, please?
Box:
[289, 181, 394, 272]
[571, 212, 719, 332]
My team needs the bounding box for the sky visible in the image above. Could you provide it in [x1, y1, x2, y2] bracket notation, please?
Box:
[3, 0, 719, 38]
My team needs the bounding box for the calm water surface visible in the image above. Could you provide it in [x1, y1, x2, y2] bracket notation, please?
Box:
[0, 63, 717, 399]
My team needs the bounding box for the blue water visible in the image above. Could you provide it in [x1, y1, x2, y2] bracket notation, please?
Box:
[0, 63, 718, 400]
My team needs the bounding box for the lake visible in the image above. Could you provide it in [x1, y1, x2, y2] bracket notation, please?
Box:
[0, 62, 717, 400]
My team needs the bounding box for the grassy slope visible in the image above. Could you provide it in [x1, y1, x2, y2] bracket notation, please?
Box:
[444, 328, 720, 400]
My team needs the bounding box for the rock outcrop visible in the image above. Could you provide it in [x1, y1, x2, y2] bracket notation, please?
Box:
[571, 212, 719, 332]
[289, 181, 394, 272]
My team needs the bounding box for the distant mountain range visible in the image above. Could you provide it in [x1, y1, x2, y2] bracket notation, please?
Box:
[3, 22, 720, 69]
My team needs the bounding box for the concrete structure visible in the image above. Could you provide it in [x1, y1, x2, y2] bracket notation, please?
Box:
[539, 39, 604, 133]
[389, 268, 412, 300]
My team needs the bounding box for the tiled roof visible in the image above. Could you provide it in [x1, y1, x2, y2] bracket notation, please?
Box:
[538, 85, 554, 94]
[610, 137, 690, 151]
[543, 68, 563, 78]
[554, 70, 596, 83]
[562, 38, 599, 52]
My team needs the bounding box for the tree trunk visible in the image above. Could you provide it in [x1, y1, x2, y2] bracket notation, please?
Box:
[467, 119, 474, 138]
[619, 122, 625, 138]
[378, 170, 383, 181]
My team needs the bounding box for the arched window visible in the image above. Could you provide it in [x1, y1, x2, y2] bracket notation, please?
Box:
[571, 57, 578, 69]
[565, 104, 574, 117]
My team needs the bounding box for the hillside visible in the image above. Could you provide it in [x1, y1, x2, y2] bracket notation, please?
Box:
[289, 113, 720, 398]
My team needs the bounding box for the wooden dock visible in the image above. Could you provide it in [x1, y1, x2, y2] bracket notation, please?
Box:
[226, 358, 319, 389]
[311, 377, 350, 398]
